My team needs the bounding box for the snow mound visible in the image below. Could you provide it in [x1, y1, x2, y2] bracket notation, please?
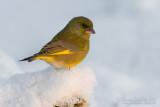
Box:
[0, 52, 22, 79]
[0, 66, 96, 107]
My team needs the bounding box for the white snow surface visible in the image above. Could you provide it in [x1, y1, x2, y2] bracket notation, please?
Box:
[0, 52, 22, 79]
[0, 53, 96, 107]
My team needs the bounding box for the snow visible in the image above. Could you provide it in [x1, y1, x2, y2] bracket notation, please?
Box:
[0, 53, 96, 107]
[0, 52, 22, 79]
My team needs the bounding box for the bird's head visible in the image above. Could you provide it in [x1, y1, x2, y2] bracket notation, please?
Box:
[68, 16, 95, 38]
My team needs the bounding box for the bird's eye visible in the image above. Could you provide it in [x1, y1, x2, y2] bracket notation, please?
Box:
[82, 23, 88, 28]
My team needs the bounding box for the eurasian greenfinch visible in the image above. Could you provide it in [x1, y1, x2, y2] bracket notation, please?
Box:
[21, 16, 95, 68]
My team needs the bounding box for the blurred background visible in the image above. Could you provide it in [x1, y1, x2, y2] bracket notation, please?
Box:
[0, 0, 160, 106]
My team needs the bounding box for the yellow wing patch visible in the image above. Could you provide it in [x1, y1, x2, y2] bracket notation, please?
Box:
[33, 50, 83, 63]
[34, 56, 55, 62]
[51, 50, 70, 55]
[50, 50, 83, 55]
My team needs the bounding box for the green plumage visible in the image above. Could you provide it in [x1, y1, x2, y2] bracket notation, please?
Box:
[21, 16, 95, 68]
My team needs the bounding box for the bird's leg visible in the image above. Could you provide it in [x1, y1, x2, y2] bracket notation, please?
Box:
[69, 67, 70, 70]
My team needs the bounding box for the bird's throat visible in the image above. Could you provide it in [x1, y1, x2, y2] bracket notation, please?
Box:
[84, 33, 90, 39]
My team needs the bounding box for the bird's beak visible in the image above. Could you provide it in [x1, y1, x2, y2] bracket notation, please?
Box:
[85, 27, 95, 34]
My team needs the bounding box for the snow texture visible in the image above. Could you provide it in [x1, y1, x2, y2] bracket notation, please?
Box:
[0, 52, 96, 107]
[0, 52, 22, 79]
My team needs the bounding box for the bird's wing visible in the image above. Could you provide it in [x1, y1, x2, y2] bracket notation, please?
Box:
[37, 40, 83, 56]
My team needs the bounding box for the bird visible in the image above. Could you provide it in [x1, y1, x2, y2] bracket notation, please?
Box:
[20, 16, 95, 68]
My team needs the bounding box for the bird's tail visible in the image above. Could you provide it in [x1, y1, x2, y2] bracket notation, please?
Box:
[20, 55, 55, 62]
[20, 56, 35, 62]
